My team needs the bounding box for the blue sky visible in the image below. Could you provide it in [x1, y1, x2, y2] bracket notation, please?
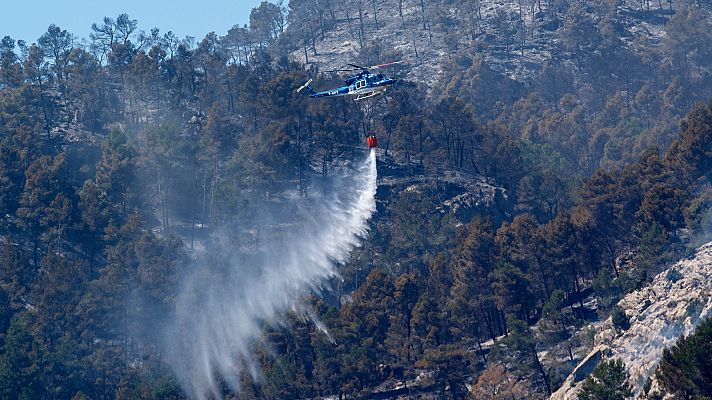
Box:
[2, 0, 267, 44]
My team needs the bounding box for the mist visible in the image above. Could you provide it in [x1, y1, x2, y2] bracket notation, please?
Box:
[161, 149, 378, 399]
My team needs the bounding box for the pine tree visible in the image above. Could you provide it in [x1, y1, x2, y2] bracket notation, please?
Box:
[471, 365, 533, 399]
[611, 305, 630, 333]
[491, 316, 551, 395]
[15, 154, 67, 269]
[655, 316, 712, 398]
[578, 359, 632, 400]
[0, 316, 44, 400]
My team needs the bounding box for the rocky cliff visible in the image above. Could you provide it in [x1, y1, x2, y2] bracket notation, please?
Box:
[551, 242, 712, 399]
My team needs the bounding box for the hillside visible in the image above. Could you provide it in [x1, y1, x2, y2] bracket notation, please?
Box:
[552, 241, 712, 399]
[1, 1, 712, 399]
[286, 0, 678, 85]
[283, 0, 712, 176]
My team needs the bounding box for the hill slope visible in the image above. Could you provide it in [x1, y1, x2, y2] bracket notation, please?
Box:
[552, 241, 712, 399]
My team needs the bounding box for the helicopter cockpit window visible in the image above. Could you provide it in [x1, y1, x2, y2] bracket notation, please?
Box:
[356, 80, 365, 89]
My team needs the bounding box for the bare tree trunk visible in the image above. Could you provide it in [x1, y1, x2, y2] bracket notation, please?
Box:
[519, 1, 527, 56]
[358, 2, 366, 48]
[476, 332, 487, 363]
[319, 10, 326, 38]
[308, 24, 318, 55]
[34, 75, 53, 141]
[345, 6, 354, 37]
[191, 173, 198, 250]
[302, 24, 310, 64]
[533, 346, 552, 395]
[89, 231, 95, 275]
[399, 0, 406, 28]
[372, 0, 379, 30]
[209, 157, 218, 229]
[480, 304, 497, 342]
[32, 226, 39, 269]
[201, 169, 208, 227]
[412, 31, 419, 58]
[420, 0, 428, 30]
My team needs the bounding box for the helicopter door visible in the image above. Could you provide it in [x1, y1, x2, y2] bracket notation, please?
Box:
[356, 79, 366, 89]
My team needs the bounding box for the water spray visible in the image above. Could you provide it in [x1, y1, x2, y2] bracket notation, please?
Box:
[163, 149, 377, 399]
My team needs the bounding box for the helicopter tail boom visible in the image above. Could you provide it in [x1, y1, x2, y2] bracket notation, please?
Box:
[296, 79, 314, 94]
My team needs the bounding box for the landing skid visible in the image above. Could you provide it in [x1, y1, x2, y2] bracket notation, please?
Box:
[355, 88, 387, 101]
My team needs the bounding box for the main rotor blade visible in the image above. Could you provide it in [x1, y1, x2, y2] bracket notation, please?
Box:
[323, 68, 359, 73]
[347, 63, 368, 70]
[367, 61, 404, 70]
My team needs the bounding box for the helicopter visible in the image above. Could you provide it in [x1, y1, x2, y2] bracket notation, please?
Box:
[296, 61, 402, 101]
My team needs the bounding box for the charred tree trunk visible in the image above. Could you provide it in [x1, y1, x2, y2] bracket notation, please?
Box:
[372, 0, 379, 30]
[420, 0, 428, 30]
[399, 0, 406, 28]
[412, 31, 419, 58]
[358, 2, 366, 48]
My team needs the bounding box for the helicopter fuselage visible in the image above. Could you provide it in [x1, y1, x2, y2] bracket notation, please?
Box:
[309, 72, 396, 100]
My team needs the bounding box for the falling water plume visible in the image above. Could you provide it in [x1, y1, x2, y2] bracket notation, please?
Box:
[162, 149, 378, 399]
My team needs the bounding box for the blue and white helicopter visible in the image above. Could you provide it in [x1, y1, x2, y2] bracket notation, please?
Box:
[296, 61, 402, 101]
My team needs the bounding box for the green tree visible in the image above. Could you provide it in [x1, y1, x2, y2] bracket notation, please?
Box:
[384, 190, 454, 274]
[385, 273, 419, 372]
[0, 287, 10, 336]
[0, 316, 43, 400]
[447, 220, 500, 342]
[497, 214, 551, 301]
[538, 289, 577, 361]
[491, 316, 551, 395]
[78, 180, 109, 272]
[64, 47, 113, 130]
[33, 253, 88, 347]
[95, 129, 137, 221]
[666, 102, 712, 182]
[490, 261, 536, 322]
[38, 24, 74, 86]
[578, 359, 632, 400]
[0, 133, 26, 217]
[0, 243, 33, 305]
[338, 269, 394, 394]
[250, 1, 286, 47]
[15, 154, 66, 268]
[471, 364, 533, 399]
[411, 293, 442, 358]
[540, 212, 588, 313]
[516, 171, 569, 222]
[611, 305, 630, 333]
[76, 215, 143, 396]
[655, 316, 712, 398]
[0, 36, 24, 87]
[416, 345, 470, 399]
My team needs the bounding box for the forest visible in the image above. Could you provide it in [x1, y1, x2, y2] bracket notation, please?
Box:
[1, 0, 712, 399]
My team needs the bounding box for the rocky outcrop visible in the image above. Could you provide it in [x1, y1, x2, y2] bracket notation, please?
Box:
[571, 348, 604, 384]
[551, 242, 712, 399]
[375, 148, 509, 224]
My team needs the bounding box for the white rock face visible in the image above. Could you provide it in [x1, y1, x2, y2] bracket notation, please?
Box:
[551, 242, 712, 400]
[288, 0, 680, 87]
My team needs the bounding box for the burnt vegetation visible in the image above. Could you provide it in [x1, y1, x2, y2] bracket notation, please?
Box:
[1, 0, 712, 398]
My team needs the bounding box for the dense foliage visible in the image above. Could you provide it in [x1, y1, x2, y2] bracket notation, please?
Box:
[0, 0, 711, 399]
[653, 316, 712, 398]
[578, 359, 632, 400]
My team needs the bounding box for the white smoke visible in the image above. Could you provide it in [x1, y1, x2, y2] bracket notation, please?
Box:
[163, 149, 377, 399]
